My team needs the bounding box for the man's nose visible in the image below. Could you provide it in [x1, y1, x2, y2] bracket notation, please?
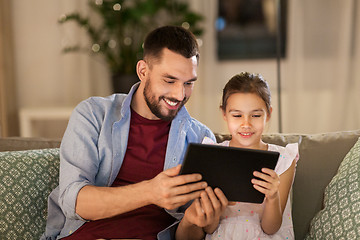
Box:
[171, 84, 185, 101]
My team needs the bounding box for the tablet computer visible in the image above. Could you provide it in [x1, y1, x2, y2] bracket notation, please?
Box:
[180, 143, 279, 203]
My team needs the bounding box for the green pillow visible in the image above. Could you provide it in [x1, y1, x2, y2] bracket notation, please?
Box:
[0, 148, 59, 239]
[305, 138, 360, 240]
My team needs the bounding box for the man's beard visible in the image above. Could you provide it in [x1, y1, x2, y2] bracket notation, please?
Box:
[143, 80, 188, 121]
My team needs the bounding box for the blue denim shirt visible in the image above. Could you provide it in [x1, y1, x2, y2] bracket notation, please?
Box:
[41, 83, 216, 240]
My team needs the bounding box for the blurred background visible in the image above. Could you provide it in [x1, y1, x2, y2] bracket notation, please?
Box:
[0, 0, 359, 139]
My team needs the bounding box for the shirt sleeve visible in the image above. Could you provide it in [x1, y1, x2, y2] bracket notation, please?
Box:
[58, 99, 103, 220]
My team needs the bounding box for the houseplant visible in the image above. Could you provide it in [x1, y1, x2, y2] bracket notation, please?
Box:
[59, 0, 204, 93]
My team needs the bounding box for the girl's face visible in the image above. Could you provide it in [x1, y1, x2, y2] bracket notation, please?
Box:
[223, 92, 271, 150]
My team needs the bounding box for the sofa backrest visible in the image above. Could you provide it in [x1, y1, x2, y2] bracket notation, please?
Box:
[0, 137, 61, 152]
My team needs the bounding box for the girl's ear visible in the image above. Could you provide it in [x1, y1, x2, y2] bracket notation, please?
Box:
[136, 60, 148, 81]
[222, 108, 227, 121]
[266, 106, 273, 122]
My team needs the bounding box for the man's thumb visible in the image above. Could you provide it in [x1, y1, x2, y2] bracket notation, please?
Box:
[164, 164, 181, 177]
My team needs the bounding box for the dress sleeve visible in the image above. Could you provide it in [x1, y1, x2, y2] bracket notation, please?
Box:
[202, 136, 216, 144]
[274, 143, 299, 175]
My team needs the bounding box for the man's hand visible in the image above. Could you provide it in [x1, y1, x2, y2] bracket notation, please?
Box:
[147, 165, 208, 210]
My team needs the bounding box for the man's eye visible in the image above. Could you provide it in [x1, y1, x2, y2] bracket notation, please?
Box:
[185, 82, 194, 86]
[165, 79, 175, 84]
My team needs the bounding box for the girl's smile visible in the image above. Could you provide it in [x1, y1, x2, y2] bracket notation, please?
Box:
[239, 132, 254, 138]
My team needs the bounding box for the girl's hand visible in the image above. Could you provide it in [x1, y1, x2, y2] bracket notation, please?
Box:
[182, 187, 229, 234]
[251, 168, 280, 200]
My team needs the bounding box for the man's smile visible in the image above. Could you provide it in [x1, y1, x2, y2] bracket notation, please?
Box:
[163, 98, 180, 109]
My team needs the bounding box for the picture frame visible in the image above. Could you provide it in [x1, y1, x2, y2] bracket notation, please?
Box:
[216, 0, 288, 60]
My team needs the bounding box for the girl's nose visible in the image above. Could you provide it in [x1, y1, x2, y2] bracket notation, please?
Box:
[241, 118, 251, 128]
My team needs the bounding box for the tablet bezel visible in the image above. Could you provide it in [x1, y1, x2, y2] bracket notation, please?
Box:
[179, 143, 279, 203]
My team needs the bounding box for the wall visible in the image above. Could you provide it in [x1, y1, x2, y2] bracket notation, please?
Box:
[8, 0, 360, 137]
[10, 0, 111, 137]
[11, 0, 110, 110]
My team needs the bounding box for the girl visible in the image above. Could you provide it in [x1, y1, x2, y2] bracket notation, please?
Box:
[177, 72, 299, 240]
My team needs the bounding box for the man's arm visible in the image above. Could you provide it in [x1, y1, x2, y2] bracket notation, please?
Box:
[76, 165, 207, 220]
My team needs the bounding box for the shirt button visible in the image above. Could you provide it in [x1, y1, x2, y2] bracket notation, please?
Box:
[173, 157, 176, 162]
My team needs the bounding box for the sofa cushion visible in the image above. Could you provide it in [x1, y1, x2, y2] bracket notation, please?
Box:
[305, 137, 360, 239]
[0, 148, 60, 239]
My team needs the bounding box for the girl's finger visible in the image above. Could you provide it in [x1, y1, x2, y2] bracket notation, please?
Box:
[253, 178, 274, 190]
[253, 171, 268, 181]
[254, 170, 279, 185]
[253, 184, 266, 194]
[253, 183, 279, 199]
[261, 168, 280, 181]
[261, 168, 275, 175]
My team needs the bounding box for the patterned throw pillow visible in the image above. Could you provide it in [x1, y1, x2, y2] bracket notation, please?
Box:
[305, 138, 360, 240]
[0, 148, 60, 239]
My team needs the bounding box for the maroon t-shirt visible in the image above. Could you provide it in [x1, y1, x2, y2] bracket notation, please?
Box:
[63, 108, 175, 240]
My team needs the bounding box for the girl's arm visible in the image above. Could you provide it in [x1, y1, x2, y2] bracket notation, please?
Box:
[252, 159, 296, 235]
[176, 204, 206, 240]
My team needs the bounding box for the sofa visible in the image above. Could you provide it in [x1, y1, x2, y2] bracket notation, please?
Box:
[1, 129, 360, 239]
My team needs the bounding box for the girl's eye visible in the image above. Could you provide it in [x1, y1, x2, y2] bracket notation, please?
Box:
[252, 115, 262, 118]
[233, 115, 242, 118]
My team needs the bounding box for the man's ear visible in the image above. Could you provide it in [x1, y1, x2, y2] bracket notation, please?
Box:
[136, 60, 148, 81]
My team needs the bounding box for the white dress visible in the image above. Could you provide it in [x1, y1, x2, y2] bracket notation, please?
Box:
[202, 138, 299, 240]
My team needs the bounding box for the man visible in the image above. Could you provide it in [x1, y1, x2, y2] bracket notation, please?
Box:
[41, 26, 216, 240]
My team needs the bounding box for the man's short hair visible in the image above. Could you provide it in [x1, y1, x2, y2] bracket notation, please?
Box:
[143, 26, 199, 65]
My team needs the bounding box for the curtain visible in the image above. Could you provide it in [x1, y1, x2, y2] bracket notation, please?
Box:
[0, 0, 18, 136]
[8, 0, 110, 137]
[282, 0, 360, 133]
[12, 0, 110, 110]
